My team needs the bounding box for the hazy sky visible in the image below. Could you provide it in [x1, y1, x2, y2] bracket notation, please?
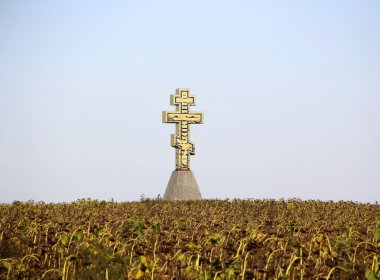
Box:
[1, 1, 379, 203]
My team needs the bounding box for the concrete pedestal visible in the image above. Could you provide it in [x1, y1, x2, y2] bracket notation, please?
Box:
[163, 171, 202, 200]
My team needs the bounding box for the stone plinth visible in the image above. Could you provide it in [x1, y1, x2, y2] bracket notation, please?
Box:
[163, 171, 202, 200]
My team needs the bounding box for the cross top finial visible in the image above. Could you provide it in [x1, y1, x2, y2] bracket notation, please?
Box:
[163, 88, 204, 170]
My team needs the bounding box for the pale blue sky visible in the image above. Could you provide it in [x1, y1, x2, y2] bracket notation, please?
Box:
[0, 1, 379, 203]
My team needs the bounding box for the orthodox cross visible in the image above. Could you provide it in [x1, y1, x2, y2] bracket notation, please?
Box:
[163, 88, 204, 170]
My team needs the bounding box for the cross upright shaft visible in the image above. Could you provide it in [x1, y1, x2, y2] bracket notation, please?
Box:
[162, 88, 204, 170]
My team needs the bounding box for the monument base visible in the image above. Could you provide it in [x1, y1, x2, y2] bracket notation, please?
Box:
[163, 171, 202, 201]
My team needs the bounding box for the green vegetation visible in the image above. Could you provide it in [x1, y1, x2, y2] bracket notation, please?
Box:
[0, 199, 379, 279]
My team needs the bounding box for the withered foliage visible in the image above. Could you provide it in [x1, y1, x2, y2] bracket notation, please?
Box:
[0, 199, 379, 279]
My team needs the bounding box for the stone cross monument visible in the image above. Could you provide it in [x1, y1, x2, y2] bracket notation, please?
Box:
[162, 88, 204, 200]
